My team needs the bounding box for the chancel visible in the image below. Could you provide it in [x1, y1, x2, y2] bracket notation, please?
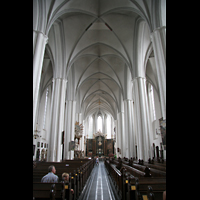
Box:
[33, 0, 166, 199]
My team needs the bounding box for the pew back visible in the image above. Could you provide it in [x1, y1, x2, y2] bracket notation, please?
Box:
[105, 158, 166, 200]
[33, 159, 95, 200]
[33, 182, 64, 200]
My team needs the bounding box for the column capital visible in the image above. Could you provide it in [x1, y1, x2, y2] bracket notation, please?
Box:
[151, 26, 166, 34]
[150, 26, 166, 40]
[124, 99, 133, 102]
[117, 111, 124, 115]
[33, 29, 48, 40]
[52, 77, 68, 82]
[131, 77, 146, 83]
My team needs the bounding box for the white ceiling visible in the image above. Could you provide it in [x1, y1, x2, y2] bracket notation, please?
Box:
[34, 0, 165, 120]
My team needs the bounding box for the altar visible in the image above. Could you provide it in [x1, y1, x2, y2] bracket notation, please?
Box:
[86, 130, 114, 157]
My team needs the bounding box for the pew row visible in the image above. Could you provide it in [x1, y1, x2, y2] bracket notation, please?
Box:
[105, 158, 166, 200]
[112, 158, 166, 178]
[33, 158, 95, 200]
[33, 182, 65, 200]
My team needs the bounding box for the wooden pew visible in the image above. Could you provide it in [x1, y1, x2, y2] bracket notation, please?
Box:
[133, 160, 166, 172]
[123, 162, 166, 178]
[147, 185, 155, 200]
[122, 163, 151, 177]
[33, 159, 93, 180]
[126, 175, 142, 200]
[115, 158, 165, 178]
[131, 163, 166, 177]
[33, 159, 94, 200]
[124, 171, 165, 200]
[112, 159, 151, 178]
[127, 177, 156, 200]
[121, 157, 166, 172]
[105, 159, 123, 198]
[135, 177, 165, 200]
[105, 158, 166, 200]
[33, 182, 65, 200]
[126, 176, 165, 200]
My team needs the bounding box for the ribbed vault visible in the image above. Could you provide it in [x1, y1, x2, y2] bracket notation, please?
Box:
[36, 0, 162, 120]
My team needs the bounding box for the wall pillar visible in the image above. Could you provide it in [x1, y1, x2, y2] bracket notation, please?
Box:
[124, 99, 135, 158]
[48, 78, 67, 162]
[33, 31, 48, 133]
[63, 100, 76, 160]
[104, 115, 107, 135]
[150, 26, 166, 120]
[132, 77, 152, 161]
[117, 112, 125, 157]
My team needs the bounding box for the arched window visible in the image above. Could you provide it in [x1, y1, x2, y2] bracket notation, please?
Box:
[97, 116, 102, 132]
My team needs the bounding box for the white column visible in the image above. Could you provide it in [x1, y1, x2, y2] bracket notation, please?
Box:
[95, 114, 98, 132]
[115, 119, 119, 157]
[104, 115, 107, 134]
[117, 112, 125, 157]
[116, 118, 120, 157]
[132, 77, 151, 161]
[130, 100, 136, 159]
[132, 78, 142, 160]
[82, 119, 85, 152]
[92, 115, 95, 135]
[102, 114, 105, 133]
[70, 101, 76, 159]
[84, 118, 89, 156]
[85, 116, 88, 138]
[132, 101, 138, 159]
[124, 100, 129, 158]
[33, 31, 48, 132]
[64, 100, 76, 160]
[144, 84, 153, 159]
[64, 101, 72, 160]
[48, 78, 67, 162]
[124, 99, 135, 158]
[150, 26, 166, 120]
[111, 117, 114, 138]
[47, 79, 55, 161]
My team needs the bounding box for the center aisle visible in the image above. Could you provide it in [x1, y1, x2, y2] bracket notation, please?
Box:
[81, 161, 116, 200]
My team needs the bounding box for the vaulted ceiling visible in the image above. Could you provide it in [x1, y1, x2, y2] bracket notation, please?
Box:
[34, 0, 165, 120]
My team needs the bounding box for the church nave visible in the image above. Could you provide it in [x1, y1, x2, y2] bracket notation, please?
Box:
[33, 0, 166, 199]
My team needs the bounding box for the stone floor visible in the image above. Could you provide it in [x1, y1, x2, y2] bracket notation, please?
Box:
[79, 161, 117, 200]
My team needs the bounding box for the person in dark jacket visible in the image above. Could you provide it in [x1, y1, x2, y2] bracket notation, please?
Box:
[62, 173, 74, 194]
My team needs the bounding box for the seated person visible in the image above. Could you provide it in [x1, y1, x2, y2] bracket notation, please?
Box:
[62, 173, 74, 194]
[41, 165, 59, 183]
